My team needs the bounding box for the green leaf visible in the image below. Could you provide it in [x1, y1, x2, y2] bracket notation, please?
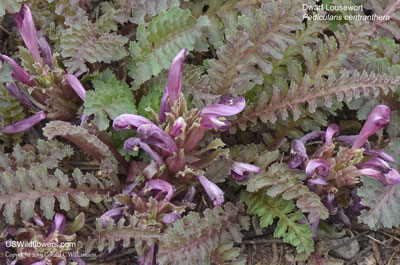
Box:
[0, 62, 13, 83]
[84, 74, 137, 131]
[128, 7, 210, 86]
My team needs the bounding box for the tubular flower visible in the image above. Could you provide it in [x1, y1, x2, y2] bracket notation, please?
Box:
[0, 55, 34, 86]
[5, 82, 35, 108]
[359, 159, 400, 185]
[137, 124, 178, 155]
[65, 74, 86, 101]
[37, 35, 53, 68]
[169, 117, 186, 137]
[305, 159, 330, 178]
[142, 179, 174, 201]
[231, 162, 261, 181]
[100, 207, 124, 228]
[352, 105, 391, 149]
[384, 169, 400, 185]
[162, 212, 182, 224]
[325, 123, 340, 146]
[198, 175, 224, 206]
[124, 137, 164, 165]
[113, 114, 154, 130]
[359, 157, 390, 173]
[364, 149, 396, 163]
[14, 4, 41, 64]
[2, 111, 47, 134]
[289, 139, 308, 169]
[52, 213, 66, 233]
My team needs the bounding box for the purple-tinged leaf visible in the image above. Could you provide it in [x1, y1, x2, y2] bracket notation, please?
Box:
[2, 110, 46, 134]
[305, 159, 329, 178]
[124, 137, 164, 165]
[37, 35, 53, 68]
[113, 114, 154, 131]
[65, 73, 86, 101]
[14, 4, 41, 64]
[353, 105, 391, 149]
[198, 175, 224, 206]
[142, 179, 174, 201]
[5, 82, 35, 108]
[325, 123, 339, 146]
[200, 96, 245, 117]
[0, 54, 34, 86]
[167, 49, 187, 103]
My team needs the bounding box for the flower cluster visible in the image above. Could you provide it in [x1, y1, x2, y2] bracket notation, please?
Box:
[0, 4, 86, 135]
[289, 105, 398, 226]
[113, 49, 260, 208]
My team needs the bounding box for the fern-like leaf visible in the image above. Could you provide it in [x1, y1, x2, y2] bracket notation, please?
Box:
[241, 190, 314, 257]
[128, 7, 210, 86]
[0, 140, 110, 224]
[60, 16, 129, 73]
[358, 176, 400, 230]
[84, 74, 136, 131]
[157, 203, 249, 265]
[211, 242, 246, 265]
[367, 0, 400, 40]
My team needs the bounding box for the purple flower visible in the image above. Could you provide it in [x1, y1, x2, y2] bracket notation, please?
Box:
[0, 54, 34, 86]
[52, 213, 66, 233]
[289, 139, 308, 169]
[352, 105, 391, 149]
[305, 159, 329, 178]
[182, 185, 196, 203]
[325, 123, 339, 146]
[200, 96, 245, 130]
[169, 117, 186, 138]
[100, 207, 124, 228]
[198, 175, 224, 206]
[359, 157, 390, 173]
[113, 114, 154, 131]
[300, 131, 325, 144]
[124, 137, 164, 165]
[383, 168, 400, 185]
[37, 35, 53, 68]
[2, 110, 47, 134]
[167, 49, 187, 104]
[137, 124, 178, 155]
[65, 74, 86, 101]
[138, 245, 155, 265]
[159, 86, 170, 123]
[162, 212, 181, 224]
[31, 261, 47, 265]
[364, 149, 396, 164]
[231, 162, 261, 181]
[5, 82, 35, 108]
[142, 179, 174, 201]
[14, 4, 41, 64]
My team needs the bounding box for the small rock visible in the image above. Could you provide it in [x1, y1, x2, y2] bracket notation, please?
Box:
[326, 237, 360, 260]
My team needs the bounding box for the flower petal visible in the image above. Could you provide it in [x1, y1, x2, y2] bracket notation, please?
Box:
[200, 115, 231, 130]
[113, 114, 154, 131]
[5, 82, 35, 108]
[198, 175, 224, 206]
[100, 207, 124, 228]
[300, 131, 325, 144]
[137, 124, 178, 155]
[352, 105, 391, 149]
[384, 169, 400, 185]
[170, 117, 186, 137]
[14, 4, 41, 64]
[325, 123, 339, 146]
[167, 49, 187, 103]
[37, 35, 53, 68]
[364, 149, 396, 164]
[159, 86, 170, 123]
[305, 159, 329, 178]
[65, 73, 86, 101]
[52, 213, 66, 233]
[0, 54, 34, 86]
[162, 212, 181, 224]
[2, 110, 47, 134]
[358, 157, 390, 173]
[142, 179, 174, 201]
[336, 135, 371, 149]
[124, 137, 164, 165]
[200, 96, 245, 117]
[231, 162, 261, 181]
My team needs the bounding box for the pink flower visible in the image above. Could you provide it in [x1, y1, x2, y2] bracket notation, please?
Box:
[0, 55, 34, 86]
[352, 105, 391, 149]
[142, 179, 174, 201]
[305, 159, 330, 178]
[198, 175, 224, 206]
[325, 123, 339, 146]
[231, 162, 261, 181]
[2, 111, 47, 134]
[167, 49, 187, 104]
[124, 137, 164, 165]
[113, 114, 154, 131]
[169, 117, 186, 137]
[65, 74, 86, 101]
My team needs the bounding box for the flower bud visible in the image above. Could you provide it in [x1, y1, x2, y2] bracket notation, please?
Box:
[2, 111, 47, 134]
[198, 175, 224, 206]
[0, 54, 34, 86]
[167, 49, 187, 103]
[65, 74, 86, 101]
